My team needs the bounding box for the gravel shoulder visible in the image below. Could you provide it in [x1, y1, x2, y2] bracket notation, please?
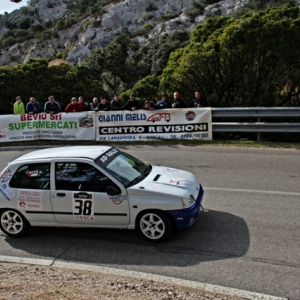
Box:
[0, 263, 242, 300]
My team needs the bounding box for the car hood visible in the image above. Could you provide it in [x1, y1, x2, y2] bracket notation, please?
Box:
[127, 165, 200, 198]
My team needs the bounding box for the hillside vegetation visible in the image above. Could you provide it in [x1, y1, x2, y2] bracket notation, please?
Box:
[0, 1, 300, 114]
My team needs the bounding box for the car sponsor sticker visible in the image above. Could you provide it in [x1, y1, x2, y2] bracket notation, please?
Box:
[150, 185, 162, 190]
[72, 192, 95, 221]
[169, 179, 193, 187]
[17, 190, 42, 210]
[0, 168, 13, 183]
[110, 194, 127, 205]
[162, 168, 179, 173]
[96, 147, 120, 168]
[26, 170, 43, 177]
[0, 183, 14, 201]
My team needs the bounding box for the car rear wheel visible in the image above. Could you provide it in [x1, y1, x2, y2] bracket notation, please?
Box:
[0, 209, 29, 237]
[138, 211, 173, 242]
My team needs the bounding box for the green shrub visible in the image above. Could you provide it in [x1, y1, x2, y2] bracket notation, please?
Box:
[161, 14, 177, 21]
[19, 18, 32, 30]
[143, 23, 153, 30]
[184, 8, 203, 20]
[83, 21, 91, 29]
[56, 51, 67, 59]
[146, 3, 158, 12]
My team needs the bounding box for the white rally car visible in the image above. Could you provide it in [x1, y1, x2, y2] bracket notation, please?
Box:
[0, 146, 204, 242]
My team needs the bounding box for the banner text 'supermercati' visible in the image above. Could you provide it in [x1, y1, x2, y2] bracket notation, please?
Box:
[96, 108, 212, 141]
[0, 112, 95, 142]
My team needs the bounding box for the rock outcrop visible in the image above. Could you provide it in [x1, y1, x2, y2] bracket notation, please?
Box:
[0, 0, 252, 66]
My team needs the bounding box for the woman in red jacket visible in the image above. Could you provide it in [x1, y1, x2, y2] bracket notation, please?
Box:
[65, 97, 83, 113]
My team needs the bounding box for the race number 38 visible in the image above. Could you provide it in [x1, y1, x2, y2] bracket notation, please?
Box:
[72, 192, 95, 221]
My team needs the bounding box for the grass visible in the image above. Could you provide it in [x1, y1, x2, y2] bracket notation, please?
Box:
[0, 139, 299, 149]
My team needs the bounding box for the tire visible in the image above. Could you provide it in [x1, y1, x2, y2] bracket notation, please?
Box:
[138, 211, 173, 242]
[0, 209, 29, 237]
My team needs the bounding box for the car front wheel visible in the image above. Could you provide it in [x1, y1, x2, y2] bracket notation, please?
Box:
[0, 209, 29, 237]
[138, 211, 173, 242]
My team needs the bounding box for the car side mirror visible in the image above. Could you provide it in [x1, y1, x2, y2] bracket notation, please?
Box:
[107, 185, 121, 196]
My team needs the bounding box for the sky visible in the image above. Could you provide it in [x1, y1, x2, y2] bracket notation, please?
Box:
[0, 0, 26, 15]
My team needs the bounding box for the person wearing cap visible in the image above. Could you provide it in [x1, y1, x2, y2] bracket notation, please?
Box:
[110, 93, 125, 111]
[124, 94, 139, 111]
[189, 91, 208, 108]
[14, 96, 25, 114]
[44, 96, 61, 114]
[65, 97, 83, 113]
[26, 97, 41, 115]
[143, 100, 159, 110]
[90, 97, 99, 111]
[95, 97, 111, 111]
[157, 93, 172, 109]
[171, 92, 186, 108]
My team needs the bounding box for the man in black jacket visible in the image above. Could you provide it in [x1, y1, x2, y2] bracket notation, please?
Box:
[110, 94, 125, 110]
[171, 92, 186, 108]
[190, 91, 208, 108]
[124, 94, 139, 111]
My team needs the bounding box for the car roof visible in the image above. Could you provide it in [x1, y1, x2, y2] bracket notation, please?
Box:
[13, 146, 113, 162]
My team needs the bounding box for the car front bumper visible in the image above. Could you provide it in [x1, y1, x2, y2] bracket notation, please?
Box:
[168, 184, 204, 230]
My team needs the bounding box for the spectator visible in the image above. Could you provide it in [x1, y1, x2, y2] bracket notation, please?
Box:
[90, 97, 99, 111]
[44, 95, 61, 114]
[26, 97, 41, 115]
[124, 94, 139, 111]
[65, 97, 82, 113]
[157, 93, 172, 109]
[95, 97, 111, 111]
[171, 92, 186, 108]
[111, 93, 125, 111]
[190, 91, 208, 108]
[79, 96, 90, 111]
[143, 100, 158, 110]
[13, 96, 25, 115]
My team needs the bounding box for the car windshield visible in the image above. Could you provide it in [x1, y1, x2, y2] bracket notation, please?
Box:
[95, 149, 151, 187]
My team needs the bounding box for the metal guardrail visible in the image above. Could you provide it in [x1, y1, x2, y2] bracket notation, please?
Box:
[211, 107, 300, 141]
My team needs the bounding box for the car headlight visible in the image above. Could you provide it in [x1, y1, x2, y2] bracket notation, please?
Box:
[181, 195, 196, 209]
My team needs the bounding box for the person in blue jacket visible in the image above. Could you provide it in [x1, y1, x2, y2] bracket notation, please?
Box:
[44, 96, 61, 114]
[26, 97, 41, 115]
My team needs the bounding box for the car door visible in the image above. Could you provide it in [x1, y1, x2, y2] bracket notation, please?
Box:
[50, 160, 129, 226]
[8, 162, 55, 224]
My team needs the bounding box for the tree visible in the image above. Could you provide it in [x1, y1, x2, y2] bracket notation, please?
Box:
[160, 5, 300, 107]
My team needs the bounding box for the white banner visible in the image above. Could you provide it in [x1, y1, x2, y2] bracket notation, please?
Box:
[0, 112, 95, 142]
[96, 108, 212, 141]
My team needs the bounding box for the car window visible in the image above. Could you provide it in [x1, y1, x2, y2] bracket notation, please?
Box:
[10, 163, 50, 190]
[55, 162, 112, 192]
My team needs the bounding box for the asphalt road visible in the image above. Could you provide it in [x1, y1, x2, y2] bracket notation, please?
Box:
[0, 145, 299, 299]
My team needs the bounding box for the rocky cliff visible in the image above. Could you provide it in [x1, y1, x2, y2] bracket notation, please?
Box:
[0, 0, 250, 66]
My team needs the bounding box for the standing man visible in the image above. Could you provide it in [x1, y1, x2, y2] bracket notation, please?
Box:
[111, 93, 125, 111]
[65, 97, 82, 113]
[190, 91, 208, 108]
[44, 95, 61, 114]
[171, 92, 186, 108]
[26, 97, 41, 114]
[124, 94, 139, 111]
[13, 96, 25, 114]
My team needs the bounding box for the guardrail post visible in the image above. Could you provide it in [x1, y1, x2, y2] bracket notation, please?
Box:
[257, 117, 261, 142]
